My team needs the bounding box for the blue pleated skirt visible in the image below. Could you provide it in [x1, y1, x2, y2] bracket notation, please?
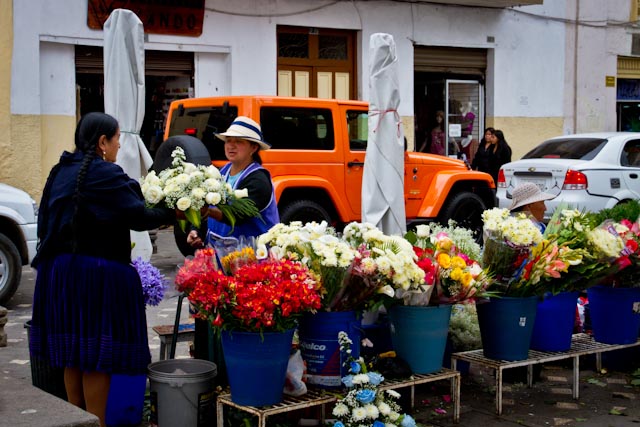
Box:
[29, 253, 151, 375]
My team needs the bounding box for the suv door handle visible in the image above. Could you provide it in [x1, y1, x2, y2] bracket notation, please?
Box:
[630, 173, 638, 179]
[348, 161, 365, 167]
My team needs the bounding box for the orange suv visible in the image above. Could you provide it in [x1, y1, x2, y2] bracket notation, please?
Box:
[160, 96, 495, 251]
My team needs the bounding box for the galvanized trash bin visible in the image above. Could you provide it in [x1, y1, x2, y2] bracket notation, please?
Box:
[148, 359, 217, 427]
[24, 320, 67, 401]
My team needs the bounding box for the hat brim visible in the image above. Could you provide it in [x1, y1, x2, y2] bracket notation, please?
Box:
[215, 131, 271, 151]
[509, 191, 555, 211]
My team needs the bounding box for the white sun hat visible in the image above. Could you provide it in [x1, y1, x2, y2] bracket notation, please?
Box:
[215, 116, 271, 150]
[509, 182, 555, 211]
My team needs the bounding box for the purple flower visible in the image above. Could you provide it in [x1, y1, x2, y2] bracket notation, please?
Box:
[132, 257, 167, 306]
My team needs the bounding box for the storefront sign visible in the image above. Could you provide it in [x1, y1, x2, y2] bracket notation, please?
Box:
[88, 0, 205, 36]
[605, 76, 616, 87]
[617, 79, 640, 101]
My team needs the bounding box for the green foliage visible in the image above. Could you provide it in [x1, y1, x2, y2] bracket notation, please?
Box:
[586, 199, 640, 227]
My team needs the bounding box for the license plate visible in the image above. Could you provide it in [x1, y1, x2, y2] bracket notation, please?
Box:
[522, 179, 546, 191]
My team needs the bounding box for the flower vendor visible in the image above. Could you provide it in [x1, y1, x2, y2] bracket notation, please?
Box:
[508, 182, 555, 232]
[187, 116, 279, 248]
[30, 112, 175, 427]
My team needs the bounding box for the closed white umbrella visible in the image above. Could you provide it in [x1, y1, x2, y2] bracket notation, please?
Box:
[104, 9, 154, 260]
[362, 33, 406, 236]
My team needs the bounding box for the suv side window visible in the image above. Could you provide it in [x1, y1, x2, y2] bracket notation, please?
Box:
[621, 140, 640, 167]
[260, 107, 334, 150]
[347, 110, 368, 151]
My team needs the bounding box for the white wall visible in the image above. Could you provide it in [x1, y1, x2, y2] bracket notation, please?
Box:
[11, 0, 634, 135]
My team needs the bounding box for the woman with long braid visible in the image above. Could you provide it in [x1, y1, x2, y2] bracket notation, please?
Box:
[29, 112, 174, 426]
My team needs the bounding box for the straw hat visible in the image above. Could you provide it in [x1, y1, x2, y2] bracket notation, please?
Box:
[509, 182, 554, 211]
[215, 116, 271, 150]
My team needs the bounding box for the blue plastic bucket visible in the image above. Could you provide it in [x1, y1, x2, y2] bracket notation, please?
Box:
[298, 311, 361, 388]
[389, 305, 452, 374]
[587, 286, 640, 345]
[531, 291, 579, 352]
[221, 328, 294, 406]
[105, 374, 146, 426]
[476, 296, 538, 361]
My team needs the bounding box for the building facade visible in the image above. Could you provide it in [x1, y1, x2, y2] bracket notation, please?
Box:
[2, 0, 638, 199]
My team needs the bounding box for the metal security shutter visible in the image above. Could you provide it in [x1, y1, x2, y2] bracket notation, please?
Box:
[414, 46, 487, 76]
[75, 45, 193, 76]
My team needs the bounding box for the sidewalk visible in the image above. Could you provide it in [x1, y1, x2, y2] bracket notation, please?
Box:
[1, 228, 639, 426]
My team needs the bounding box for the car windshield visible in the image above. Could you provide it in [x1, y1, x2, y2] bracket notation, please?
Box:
[522, 138, 608, 160]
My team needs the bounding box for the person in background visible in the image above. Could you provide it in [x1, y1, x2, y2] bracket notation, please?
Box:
[508, 182, 555, 232]
[186, 116, 280, 249]
[30, 112, 174, 427]
[471, 127, 512, 184]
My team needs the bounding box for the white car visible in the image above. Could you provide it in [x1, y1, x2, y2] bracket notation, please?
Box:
[497, 132, 640, 221]
[0, 183, 38, 304]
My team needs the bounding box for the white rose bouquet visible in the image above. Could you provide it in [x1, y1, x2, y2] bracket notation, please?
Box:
[140, 147, 260, 232]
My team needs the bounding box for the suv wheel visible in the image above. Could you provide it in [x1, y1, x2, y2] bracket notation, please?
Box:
[438, 192, 487, 243]
[280, 200, 332, 225]
[0, 233, 22, 305]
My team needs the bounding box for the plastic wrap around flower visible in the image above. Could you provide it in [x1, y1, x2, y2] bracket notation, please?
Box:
[332, 332, 416, 427]
[481, 208, 543, 286]
[139, 146, 260, 232]
[175, 247, 322, 333]
[405, 222, 493, 305]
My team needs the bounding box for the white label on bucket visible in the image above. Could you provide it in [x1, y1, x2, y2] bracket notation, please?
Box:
[633, 302, 640, 314]
[519, 317, 527, 327]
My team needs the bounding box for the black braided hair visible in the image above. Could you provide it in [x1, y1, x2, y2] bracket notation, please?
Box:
[71, 112, 119, 250]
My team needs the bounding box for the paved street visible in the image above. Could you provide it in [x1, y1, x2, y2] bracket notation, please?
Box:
[1, 227, 640, 427]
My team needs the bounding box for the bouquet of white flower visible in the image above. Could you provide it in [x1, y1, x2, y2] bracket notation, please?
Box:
[140, 147, 260, 232]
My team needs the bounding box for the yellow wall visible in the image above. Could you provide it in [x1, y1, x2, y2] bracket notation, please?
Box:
[0, 0, 75, 201]
[0, 0, 13, 187]
[487, 117, 565, 161]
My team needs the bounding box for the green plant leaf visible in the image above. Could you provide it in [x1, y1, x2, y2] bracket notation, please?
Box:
[185, 207, 201, 228]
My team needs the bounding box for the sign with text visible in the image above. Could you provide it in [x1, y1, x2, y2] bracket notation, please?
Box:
[88, 0, 205, 36]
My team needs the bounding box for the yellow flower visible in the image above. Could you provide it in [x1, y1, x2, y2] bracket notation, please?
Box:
[461, 272, 472, 287]
[437, 253, 451, 269]
[451, 256, 466, 269]
[450, 267, 463, 281]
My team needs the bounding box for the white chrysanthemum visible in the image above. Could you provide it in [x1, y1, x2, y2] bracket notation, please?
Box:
[332, 403, 349, 417]
[364, 404, 379, 419]
[352, 373, 370, 384]
[176, 197, 191, 211]
[386, 390, 400, 398]
[352, 407, 367, 421]
[191, 187, 206, 200]
[389, 411, 401, 421]
[175, 173, 191, 186]
[183, 162, 198, 174]
[378, 401, 391, 415]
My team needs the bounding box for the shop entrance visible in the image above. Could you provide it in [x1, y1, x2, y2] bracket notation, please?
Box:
[413, 46, 487, 164]
[75, 46, 194, 159]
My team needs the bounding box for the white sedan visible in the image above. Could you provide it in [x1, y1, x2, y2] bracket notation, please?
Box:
[497, 132, 640, 220]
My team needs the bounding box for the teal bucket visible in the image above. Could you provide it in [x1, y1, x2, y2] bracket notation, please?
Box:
[531, 291, 579, 352]
[105, 374, 146, 426]
[389, 305, 452, 374]
[298, 311, 361, 388]
[221, 328, 294, 406]
[476, 296, 538, 361]
[587, 286, 640, 345]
